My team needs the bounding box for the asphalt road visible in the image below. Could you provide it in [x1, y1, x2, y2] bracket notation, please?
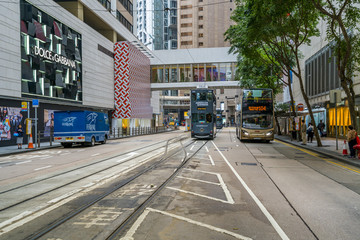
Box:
[0, 128, 359, 240]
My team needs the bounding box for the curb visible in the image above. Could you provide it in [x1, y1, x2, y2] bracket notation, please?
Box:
[0, 130, 177, 158]
[0, 144, 60, 158]
[275, 137, 360, 169]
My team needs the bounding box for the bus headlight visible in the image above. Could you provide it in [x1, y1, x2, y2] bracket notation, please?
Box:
[266, 131, 273, 136]
[242, 130, 249, 136]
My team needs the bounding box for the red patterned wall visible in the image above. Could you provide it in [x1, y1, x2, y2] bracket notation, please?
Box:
[113, 41, 152, 119]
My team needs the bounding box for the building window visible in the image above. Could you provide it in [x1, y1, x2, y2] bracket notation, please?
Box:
[118, 0, 133, 16]
[181, 14, 193, 19]
[199, 7, 203, 11]
[199, 25, 203, 29]
[181, 5, 192, 9]
[116, 10, 134, 32]
[198, 16, 203, 20]
[305, 44, 340, 97]
[181, 41, 192, 45]
[199, 33, 203, 37]
[181, 23, 193, 28]
[181, 32, 193, 36]
[20, 0, 82, 101]
[198, 42, 203, 47]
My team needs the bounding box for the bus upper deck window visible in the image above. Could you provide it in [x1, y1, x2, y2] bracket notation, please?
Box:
[191, 93, 196, 101]
[206, 113, 212, 123]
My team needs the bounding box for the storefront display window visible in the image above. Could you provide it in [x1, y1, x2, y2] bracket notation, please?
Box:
[20, 0, 82, 102]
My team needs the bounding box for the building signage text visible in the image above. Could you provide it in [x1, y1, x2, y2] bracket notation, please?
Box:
[33, 46, 76, 68]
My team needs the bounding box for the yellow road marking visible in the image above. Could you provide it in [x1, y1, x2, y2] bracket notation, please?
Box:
[274, 139, 360, 174]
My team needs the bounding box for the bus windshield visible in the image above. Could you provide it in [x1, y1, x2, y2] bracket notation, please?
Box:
[191, 92, 213, 101]
[242, 114, 273, 129]
[192, 113, 213, 124]
[243, 89, 272, 103]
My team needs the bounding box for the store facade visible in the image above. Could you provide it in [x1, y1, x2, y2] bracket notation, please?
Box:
[1, 0, 152, 146]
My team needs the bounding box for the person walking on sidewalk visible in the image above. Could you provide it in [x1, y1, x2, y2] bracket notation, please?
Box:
[16, 124, 24, 149]
[307, 123, 314, 143]
[347, 125, 357, 158]
[301, 120, 307, 145]
[317, 120, 325, 137]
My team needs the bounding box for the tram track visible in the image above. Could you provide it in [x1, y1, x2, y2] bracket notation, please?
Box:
[0, 136, 191, 211]
[0, 136, 190, 233]
[15, 139, 208, 240]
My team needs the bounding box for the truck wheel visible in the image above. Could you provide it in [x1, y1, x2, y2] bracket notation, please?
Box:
[101, 136, 107, 144]
[61, 143, 72, 148]
[90, 137, 95, 147]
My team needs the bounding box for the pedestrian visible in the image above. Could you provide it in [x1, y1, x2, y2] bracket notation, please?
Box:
[307, 123, 314, 143]
[301, 120, 306, 145]
[347, 125, 357, 158]
[16, 124, 24, 149]
[317, 120, 325, 137]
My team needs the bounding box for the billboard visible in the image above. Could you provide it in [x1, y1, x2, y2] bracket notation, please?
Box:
[0, 106, 25, 141]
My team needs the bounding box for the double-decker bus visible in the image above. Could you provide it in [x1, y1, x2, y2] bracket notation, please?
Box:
[190, 88, 216, 139]
[216, 109, 223, 129]
[236, 88, 274, 142]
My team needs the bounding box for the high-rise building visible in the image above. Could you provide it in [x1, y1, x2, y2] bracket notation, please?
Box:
[136, 0, 177, 50]
[178, 0, 234, 49]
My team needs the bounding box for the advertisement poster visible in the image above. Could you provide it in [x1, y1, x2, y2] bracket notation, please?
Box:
[0, 106, 25, 141]
[44, 109, 55, 137]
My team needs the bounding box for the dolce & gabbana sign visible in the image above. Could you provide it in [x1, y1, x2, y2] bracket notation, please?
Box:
[33, 46, 76, 68]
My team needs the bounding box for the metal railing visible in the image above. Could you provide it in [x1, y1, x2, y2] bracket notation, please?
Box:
[31, 126, 171, 148]
[109, 126, 168, 139]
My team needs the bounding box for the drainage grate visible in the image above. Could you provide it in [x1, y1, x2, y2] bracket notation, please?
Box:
[240, 162, 258, 166]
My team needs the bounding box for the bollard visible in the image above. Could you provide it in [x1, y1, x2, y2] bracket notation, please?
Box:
[50, 131, 53, 146]
[38, 130, 41, 147]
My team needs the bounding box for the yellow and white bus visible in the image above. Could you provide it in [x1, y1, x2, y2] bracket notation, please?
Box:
[236, 89, 275, 142]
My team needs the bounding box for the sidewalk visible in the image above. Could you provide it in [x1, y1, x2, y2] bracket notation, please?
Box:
[0, 142, 61, 157]
[275, 135, 360, 168]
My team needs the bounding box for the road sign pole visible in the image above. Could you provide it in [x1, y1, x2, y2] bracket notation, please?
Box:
[27, 102, 30, 145]
[35, 107, 37, 149]
[335, 92, 338, 150]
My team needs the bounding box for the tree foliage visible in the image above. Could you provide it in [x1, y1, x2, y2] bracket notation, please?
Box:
[311, 0, 360, 130]
[226, 0, 323, 146]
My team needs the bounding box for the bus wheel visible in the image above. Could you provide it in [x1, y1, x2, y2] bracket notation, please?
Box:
[265, 140, 270, 143]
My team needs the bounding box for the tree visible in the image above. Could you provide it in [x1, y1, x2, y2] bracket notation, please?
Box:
[311, 0, 360, 131]
[275, 102, 290, 135]
[226, 0, 323, 146]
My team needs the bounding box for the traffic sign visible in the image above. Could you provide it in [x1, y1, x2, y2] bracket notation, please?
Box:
[32, 99, 39, 108]
[21, 102, 27, 110]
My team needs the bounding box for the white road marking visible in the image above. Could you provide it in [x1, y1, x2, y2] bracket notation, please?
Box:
[40, 156, 52, 160]
[115, 152, 138, 162]
[167, 187, 232, 204]
[91, 153, 101, 156]
[34, 165, 52, 171]
[60, 153, 70, 156]
[82, 183, 95, 188]
[205, 146, 209, 152]
[0, 149, 164, 236]
[183, 168, 234, 204]
[190, 145, 195, 151]
[120, 208, 151, 240]
[147, 208, 253, 240]
[208, 155, 215, 165]
[211, 141, 290, 240]
[176, 176, 220, 185]
[16, 160, 32, 165]
[47, 188, 82, 204]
